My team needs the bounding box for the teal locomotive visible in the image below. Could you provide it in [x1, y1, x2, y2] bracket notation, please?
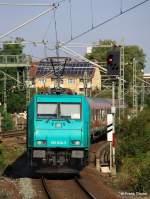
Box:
[27, 93, 90, 173]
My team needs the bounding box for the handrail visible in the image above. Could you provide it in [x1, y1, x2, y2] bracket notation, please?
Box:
[0, 54, 30, 66]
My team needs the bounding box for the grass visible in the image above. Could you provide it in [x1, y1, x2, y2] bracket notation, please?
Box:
[0, 143, 25, 175]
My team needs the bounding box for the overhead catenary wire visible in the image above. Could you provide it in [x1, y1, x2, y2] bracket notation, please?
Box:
[62, 42, 113, 48]
[44, 44, 48, 58]
[0, 69, 24, 85]
[59, 0, 150, 47]
[0, 0, 68, 7]
[56, 0, 69, 5]
[42, 12, 52, 41]
[136, 76, 150, 86]
[69, 0, 73, 39]
[1, 0, 148, 56]
[36, 65, 150, 88]
[90, 0, 94, 28]
[0, 5, 58, 40]
[34, 60, 95, 80]
[42, 12, 53, 57]
[53, 9, 60, 58]
[0, 3, 54, 7]
[120, 0, 123, 14]
[60, 46, 107, 72]
[37, 62, 69, 80]
[0, 0, 149, 74]
[0, 41, 49, 45]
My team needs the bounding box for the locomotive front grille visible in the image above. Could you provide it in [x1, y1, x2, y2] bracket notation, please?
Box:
[33, 150, 46, 158]
[32, 149, 85, 166]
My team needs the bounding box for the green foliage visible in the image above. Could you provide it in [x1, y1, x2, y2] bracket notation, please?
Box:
[0, 38, 24, 55]
[86, 40, 146, 71]
[0, 145, 6, 173]
[86, 40, 116, 63]
[116, 109, 150, 192]
[91, 88, 112, 98]
[125, 93, 133, 107]
[0, 143, 25, 175]
[7, 89, 26, 113]
[86, 39, 146, 107]
[118, 154, 150, 192]
[144, 94, 150, 107]
[0, 38, 27, 113]
[1, 111, 14, 131]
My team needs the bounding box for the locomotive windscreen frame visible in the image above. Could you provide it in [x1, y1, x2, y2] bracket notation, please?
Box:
[37, 102, 81, 120]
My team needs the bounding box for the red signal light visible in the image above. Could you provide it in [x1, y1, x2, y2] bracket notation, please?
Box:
[107, 54, 113, 65]
[107, 51, 120, 75]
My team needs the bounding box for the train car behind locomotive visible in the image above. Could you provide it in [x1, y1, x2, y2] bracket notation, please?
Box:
[27, 94, 90, 173]
[87, 98, 111, 141]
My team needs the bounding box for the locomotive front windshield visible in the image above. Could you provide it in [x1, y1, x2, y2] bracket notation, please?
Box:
[37, 103, 81, 120]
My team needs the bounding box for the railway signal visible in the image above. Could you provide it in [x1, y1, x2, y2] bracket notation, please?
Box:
[107, 51, 120, 75]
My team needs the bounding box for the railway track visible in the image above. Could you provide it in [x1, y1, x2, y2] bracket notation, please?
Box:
[99, 142, 110, 166]
[0, 130, 25, 138]
[41, 176, 96, 199]
[89, 141, 110, 167]
[74, 177, 96, 199]
[41, 176, 52, 199]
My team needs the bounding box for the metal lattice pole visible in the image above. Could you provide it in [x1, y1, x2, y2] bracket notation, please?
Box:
[83, 71, 88, 96]
[141, 82, 145, 110]
[133, 58, 138, 117]
[118, 45, 125, 122]
[17, 70, 20, 89]
[3, 73, 7, 112]
[26, 67, 30, 106]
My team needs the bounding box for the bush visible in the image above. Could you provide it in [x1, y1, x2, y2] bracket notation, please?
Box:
[117, 155, 150, 192]
[1, 112, 14, 131]
[0, 145, 6, 174]
[116, 109, 150, 192]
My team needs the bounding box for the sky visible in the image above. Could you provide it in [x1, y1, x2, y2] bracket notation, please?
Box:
[0, 0, 150, 72]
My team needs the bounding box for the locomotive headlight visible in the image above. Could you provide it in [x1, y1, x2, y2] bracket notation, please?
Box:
[71, 140, 81, 145]
[37, 140, 47, 145]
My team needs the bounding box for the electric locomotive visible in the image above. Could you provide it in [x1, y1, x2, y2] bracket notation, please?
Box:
[27, 93, 90, 173]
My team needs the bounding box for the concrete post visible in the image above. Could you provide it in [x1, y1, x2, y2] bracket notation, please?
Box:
[96, 158, 100, 172]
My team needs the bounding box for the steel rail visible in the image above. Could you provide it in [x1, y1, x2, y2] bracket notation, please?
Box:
[74, 177, 96, 199]
[99, 142, 110, 166]
[41, 177, 52, 199]
[0, 130, 25, 138]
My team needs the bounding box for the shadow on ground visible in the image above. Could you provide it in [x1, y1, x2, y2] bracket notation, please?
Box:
[3, 152, 34, 179]
[3, 152, 78, 180]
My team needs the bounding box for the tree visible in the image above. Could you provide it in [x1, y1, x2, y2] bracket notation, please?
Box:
[86, 40, 146, 80]
[86, 40, 116, 63]
[116, 108, 150, 192]
[0, 38, 26, 113]
[0, 37, 24, 55]
[86, 40, 146, 105]
[1, 111, 14, 131]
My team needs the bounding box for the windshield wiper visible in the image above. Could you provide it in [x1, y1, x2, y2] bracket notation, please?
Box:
[46, 115, 71, 123]
[60, 116, 71, 123]
[46, 115, 57, 123]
